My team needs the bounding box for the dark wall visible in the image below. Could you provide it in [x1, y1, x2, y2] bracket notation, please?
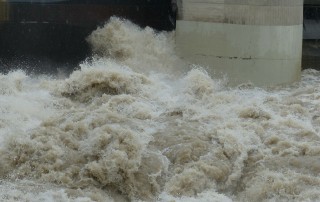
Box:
[303, 3, 320, 69]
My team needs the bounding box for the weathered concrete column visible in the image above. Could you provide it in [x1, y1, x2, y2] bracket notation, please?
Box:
[176, 0, 304, 86]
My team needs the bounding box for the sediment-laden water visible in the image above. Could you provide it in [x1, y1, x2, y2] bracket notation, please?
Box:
[1, 18, 320, 202]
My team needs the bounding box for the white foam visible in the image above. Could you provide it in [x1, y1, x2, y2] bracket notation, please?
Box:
[1, 17, 320, 201]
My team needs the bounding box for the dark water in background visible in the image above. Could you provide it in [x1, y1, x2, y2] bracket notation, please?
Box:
[1, 18, 320, 202]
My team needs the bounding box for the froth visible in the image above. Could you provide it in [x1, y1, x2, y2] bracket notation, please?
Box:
[57, 60, 151, 103]
[1, 17, 320, 202]
[87, 17, 186, 76]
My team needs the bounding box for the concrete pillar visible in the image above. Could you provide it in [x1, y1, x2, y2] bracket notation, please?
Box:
[176, 0, 304, 86]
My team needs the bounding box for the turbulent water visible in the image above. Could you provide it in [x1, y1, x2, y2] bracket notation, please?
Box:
[1, 17, 320, 202]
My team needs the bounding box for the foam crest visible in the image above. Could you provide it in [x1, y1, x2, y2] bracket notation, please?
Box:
[0, 71, 60, 147]
[0, 70, 28, 95]
[57, 60, 151, 103]
[87, 17, 185, 75]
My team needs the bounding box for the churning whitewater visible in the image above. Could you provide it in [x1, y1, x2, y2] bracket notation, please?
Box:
[1, 18, 320, 202]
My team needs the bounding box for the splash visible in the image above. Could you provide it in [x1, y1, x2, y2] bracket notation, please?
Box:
[86, 17, 185, 76]
[1, 17, 320, 202]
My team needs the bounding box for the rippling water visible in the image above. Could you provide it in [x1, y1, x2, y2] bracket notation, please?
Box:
[1, 18, 320, 202]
